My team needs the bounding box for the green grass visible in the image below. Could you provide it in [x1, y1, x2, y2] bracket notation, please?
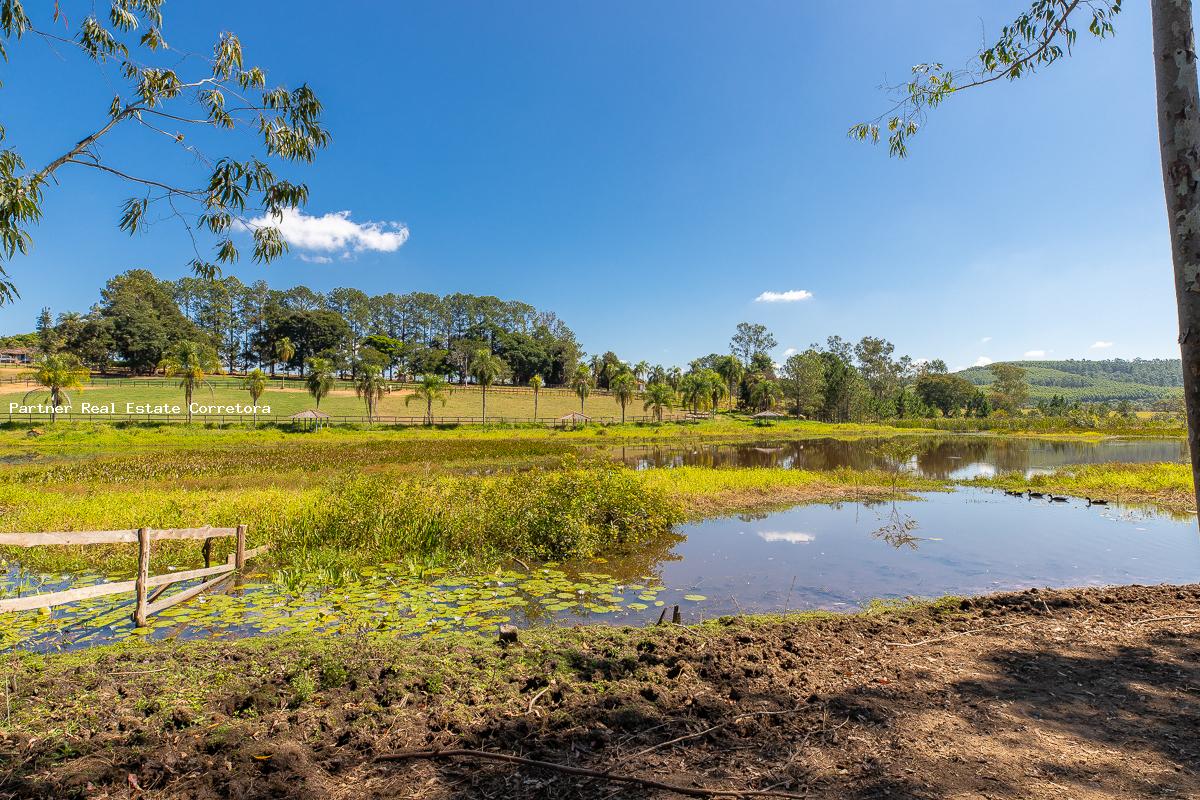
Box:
[965, 462, 1194, 511]
[639, 465, 947, 517]
[889, 414, 1185, 438]
[0, 456, 947, 575]
[5, 379, 636, 421]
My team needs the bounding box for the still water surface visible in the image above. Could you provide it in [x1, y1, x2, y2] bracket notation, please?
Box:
[611, 436, 1188, 479]
[5, 488, 1196, 652]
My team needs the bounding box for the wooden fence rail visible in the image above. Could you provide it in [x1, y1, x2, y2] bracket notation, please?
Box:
[0, 524, 265, 624]
[1, 412, 692, 426]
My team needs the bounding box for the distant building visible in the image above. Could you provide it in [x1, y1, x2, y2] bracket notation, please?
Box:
[0, 347, 33, 365]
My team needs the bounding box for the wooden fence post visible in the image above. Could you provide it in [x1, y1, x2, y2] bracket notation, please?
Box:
[235, 524, 247, 570]
[133, 526, 151, 626]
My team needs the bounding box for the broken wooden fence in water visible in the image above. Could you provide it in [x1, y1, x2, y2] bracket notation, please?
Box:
[0, 524, 267, 625]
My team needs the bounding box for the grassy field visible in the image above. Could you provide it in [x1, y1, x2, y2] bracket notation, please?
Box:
[4, 378, 636, 421]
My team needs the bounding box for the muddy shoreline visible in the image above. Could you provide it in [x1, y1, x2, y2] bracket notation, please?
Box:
[3, 582, 1199, 799]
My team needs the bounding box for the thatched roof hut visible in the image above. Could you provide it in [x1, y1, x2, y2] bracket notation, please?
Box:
[752, 410, 786, 418]
[291, 409, 331, 430]
[557, 411, 591, 427]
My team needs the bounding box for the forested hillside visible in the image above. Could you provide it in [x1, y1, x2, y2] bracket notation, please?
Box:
[958, 359, 1183, 404]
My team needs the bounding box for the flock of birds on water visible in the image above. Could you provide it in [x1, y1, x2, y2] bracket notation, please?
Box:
[1001, 489, 1109, 506]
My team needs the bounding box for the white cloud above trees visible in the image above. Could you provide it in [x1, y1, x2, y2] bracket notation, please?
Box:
[248, 209, 410, 259]
[754, 290, 813, 303]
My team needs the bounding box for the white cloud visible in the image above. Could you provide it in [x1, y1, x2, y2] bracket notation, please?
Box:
[757, 531, 816, 544]
[1024, 350, 1046, 358]
[973, 356, 993, 367]
[297, 254, 333, 264]
[1090, 340, 1114, 349]
[248, 209, 410, 257]
[783, 347, 797, 357]
[980, 336, 992, 343]
[754, 289, 813, 303]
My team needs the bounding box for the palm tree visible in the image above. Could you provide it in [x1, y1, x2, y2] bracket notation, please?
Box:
[570, 364, 593, 413]
[22, 353, 89, 422]
[642, 382, 674, 423]
[469, 348, 505, 424]
[159, 341, 222, 423]
[405, 374, 451, 425]
[305, 357, 335, 411]
[750, 379, 784, 412]
[704, 369, 728, 418]
[666, 366, 682, 390]
[715, 355, 744, 410]
[355, 362, 387, 422]
[679, 372, 708, 416]
[610, 372, 636, 424]
[274, 337, 295, 379]
[529, 374, 544, 420]
[632, 361, 650, 383]
[243, 368, 267, 428]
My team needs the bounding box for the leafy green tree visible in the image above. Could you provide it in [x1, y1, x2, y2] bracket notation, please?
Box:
[354, 362, 387, 422]
[610, 371, 637, 424]
[405, 374, 451, 425]
[529, 374, 544, 420]
[470, 348, 505, 423]
[642, 382, 675, 422]
[632, 361, 651, 382]
[243, 368, 267, 427]
[22, 353, 89, 422]
[265, 310, 350, 375]
[781, 350, 825, 418]
[361, 334, 407, 379]
[730, 322, 777, 365]
[915, 372, 977, 417]
[304, 357, 335, 411]
[854, 336, 901, 409]
[988, 363, 1029, 413]
[0, 0, 330, 304]
[35, 307, 61, 355]
[158, 341, 222, 423]
[570, 364, 593, 413]
[100, 269, 197, 373]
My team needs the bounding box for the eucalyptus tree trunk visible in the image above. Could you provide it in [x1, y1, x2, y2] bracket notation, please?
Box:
[1153, 0, 1200, 519]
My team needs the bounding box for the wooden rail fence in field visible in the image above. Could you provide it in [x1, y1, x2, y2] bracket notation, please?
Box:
[1, 412, 692, 426]
[0, 525, 266, 625]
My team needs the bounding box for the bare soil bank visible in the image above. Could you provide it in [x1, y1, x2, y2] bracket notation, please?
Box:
[3, 583, 1199, 799]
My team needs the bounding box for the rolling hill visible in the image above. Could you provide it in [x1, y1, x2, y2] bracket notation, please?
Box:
[956, 358, 1183, 405]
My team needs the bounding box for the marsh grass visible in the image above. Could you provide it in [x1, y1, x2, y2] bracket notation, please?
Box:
[966, 462, 1194, 511]
[890, 415, 1185, 438]
[273, 462, 683, 572]
[640, 466, 948, 518]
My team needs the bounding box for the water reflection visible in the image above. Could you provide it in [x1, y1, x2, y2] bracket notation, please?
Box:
[611, 437, 1188, 479]
[634, 488, 1200, 615]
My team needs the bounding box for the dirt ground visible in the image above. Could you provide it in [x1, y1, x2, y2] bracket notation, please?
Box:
[2, 583, 1199, 799]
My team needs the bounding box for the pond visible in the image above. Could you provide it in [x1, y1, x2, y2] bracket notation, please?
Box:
[4, 487, 1196, 653]
[608, 436, 1189, 479]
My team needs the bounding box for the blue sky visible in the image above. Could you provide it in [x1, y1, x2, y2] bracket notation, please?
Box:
[0, 1, 1179, 369]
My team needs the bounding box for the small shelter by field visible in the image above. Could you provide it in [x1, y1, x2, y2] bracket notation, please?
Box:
[557, 411, 590, 428]
[752, 410, 786, 425]
[0, 347, 33, 365]
[291, 409, 331, 430]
